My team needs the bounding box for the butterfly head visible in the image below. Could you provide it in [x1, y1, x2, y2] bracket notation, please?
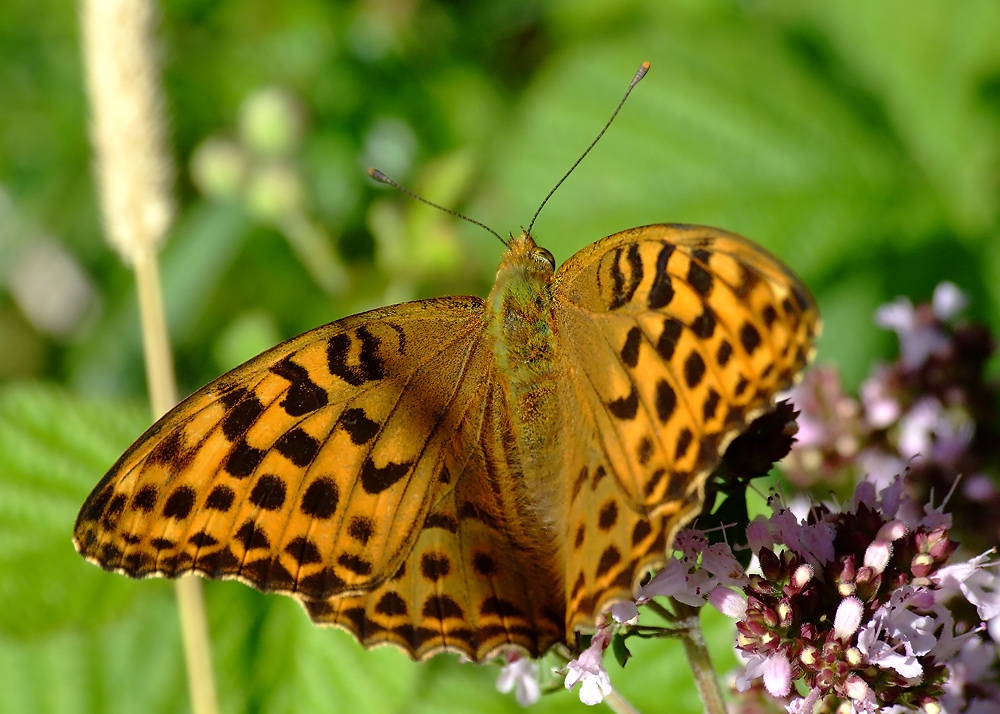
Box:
[487, 229, 559, 347]
[504, 229, 556, 273]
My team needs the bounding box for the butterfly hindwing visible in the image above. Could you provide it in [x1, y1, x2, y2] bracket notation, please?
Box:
[304, 382, 566, 660]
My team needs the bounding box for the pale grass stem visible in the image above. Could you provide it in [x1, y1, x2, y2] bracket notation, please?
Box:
[81, 1, 218, 712]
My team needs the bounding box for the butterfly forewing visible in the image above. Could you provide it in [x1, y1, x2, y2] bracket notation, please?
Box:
[77, 298, 491, 594]
[553, 224, 819, 632]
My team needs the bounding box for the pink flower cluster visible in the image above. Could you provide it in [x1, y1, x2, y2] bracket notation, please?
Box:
[731, 478, 999, 713]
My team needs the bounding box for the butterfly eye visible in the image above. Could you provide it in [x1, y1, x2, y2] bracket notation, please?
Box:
[535, 247, 556, 269]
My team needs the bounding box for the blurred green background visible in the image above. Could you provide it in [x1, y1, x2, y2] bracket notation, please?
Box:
[2, 1, 999, 712]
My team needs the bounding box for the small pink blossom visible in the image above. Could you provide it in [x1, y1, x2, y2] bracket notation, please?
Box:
[563, 628, 613, 706]
[932, 281, 968, 320]
[636, 557, 687, 601]
[935, 551, 1000, 621]
[860, 366, 901, 428]
[785, 688, 821, 714]
[875, 295, 951, 370]
[735, 651, 791, 697]
[610, 600, 639, 625]
[496, 655, 540, 707]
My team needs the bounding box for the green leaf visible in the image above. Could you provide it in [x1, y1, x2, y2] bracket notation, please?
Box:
[0, 383, 149, 637]
[611, 631, 632, 669]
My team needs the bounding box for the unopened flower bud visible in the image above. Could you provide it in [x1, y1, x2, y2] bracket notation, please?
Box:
[709, 586, 747, 619]
[844, 674, 870, 703]
[834, 596, 864, 640]
[759, 547, 782, 581]
[791, 564, 814, 589]
[875, 520, 908, 542]
[863, 539, 893, 574]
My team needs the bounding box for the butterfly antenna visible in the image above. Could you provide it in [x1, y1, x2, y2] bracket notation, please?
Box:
[527, 61, 650, 235]
[367, 168, 509, 248]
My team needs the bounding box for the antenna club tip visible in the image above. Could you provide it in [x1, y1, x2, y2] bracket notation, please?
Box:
[367, 167, 388, 183]
[635, 62, 650, 82]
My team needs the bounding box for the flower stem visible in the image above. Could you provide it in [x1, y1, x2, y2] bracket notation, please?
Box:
[603, 687, 641, 714]
[672, 600, 727, 714]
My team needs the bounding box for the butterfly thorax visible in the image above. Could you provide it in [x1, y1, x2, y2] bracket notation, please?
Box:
[486, 231, 565, 504]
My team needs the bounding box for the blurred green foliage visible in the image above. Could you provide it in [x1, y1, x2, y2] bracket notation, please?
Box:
[1, 1, 999, 713]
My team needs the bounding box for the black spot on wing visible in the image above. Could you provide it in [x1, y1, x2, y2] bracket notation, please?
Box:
[300, 477, 338, 519]
[648, 243, 676, 309]
[684, 351, 706, 388]
[598, 501, 618, 531]
[235, 519, 270, 550]
[147, 430, 184, 466]
[221, 394, 265, 441]
[609, 243, 643, 310]
[422, 595, 464, 620]
[675, 428, 693, 460]
[703, 388, 721, 422]
[717, 340, 733, 367]
[205, 485, 236, 512]
[249, 474, 286, 511]
[424, 513, 458, 533]
[337, 553, 372, 576]
[620, 326, 642, 369]
[271, 357, 329, 417]
[473, 552, 496, 576]
[656, 318, 683, 361]
[284, 536, 322, 565]
[360, 458, 411, 494]
[339, 408, 380, 445]
[740, 323, 762, 355]
[655, 380, 676, 424]
[163, 486, 196, 520]
[274, 428, 319, 467]
[225, 440, 264, 478]
[691, 308, 715, 339]
[376, 592, 408, 616]
[348, 516, 375, 543]
[102, 494, 126, 530]
[420, 552, 451, 581]
[131, 485, 158, 513]
[687, 249, 713, 296]
[607, 386, 639, 420]
[595, 546, 622, 578]
[327, 327, 386, 387]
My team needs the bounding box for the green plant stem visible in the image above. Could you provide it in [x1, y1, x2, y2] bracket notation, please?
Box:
[671, 600, 727, 714]
[644, 598, 679, 625]
[278, 212, 348, 296]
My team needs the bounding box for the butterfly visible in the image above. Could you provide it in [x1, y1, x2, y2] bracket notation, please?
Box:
[74, 220, 819, 662]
